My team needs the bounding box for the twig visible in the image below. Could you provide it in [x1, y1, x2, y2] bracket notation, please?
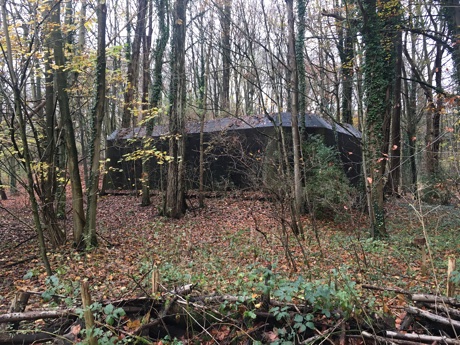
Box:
[1, 256, 38, 269]
[14, 234, 38, 249]
[300, 320, 344, 345]
[361, 330, 398, 345]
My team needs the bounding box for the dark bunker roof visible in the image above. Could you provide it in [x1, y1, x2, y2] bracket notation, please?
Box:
[108, 113, 361, 141]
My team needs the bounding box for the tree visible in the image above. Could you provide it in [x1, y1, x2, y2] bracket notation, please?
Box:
[49, 0, 86, 246]
[163, 0, 188, 218]
[218, 0, 231, 113]
[286, 0, 304, 232]
[141, 0, 169, 207]
[122, 0, 148, 128]
[0, 0, 53, 274]
[358, 0, 401, 237]
[85, 0, 107, 248]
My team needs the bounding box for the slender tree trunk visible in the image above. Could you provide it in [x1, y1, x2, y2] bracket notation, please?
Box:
[336, 3, 354, 124]
[85, 0, 107, 248]
[389, 30, 402, 195]
[198, 19, 210, 208]
[140, 0, 154, 207]
[164, 0, 188, 218]
[50, 0, 86, 246]
[219, 0, 231, 113]
[141, 0, 169, 206]
[296, 0, 306, 126]
[122, 0, 148, 128]
[0, 176, 7, 200]
[286, 0, 304, 227]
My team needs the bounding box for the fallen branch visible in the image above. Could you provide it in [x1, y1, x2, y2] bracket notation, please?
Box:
[411, 294, 460, 307]
[0, 309, 74, 323]
[385, 330, 460, 344]
[406, 305, 460, 329]
[424, 303, 460, 320]
[361, 331, 398, 345]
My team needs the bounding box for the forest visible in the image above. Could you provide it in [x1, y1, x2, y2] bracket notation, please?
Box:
[1, 0, 460, 343]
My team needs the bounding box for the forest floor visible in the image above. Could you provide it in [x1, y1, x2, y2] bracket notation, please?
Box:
[1, 190, 460, 340]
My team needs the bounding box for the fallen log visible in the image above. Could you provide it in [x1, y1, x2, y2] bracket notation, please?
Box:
[385, 330, 460, 344]
[405, 306, 460, 330]
[411, 294, 460, 307]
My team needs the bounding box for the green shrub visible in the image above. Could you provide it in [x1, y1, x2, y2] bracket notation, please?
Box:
[303, 136, 357, 221]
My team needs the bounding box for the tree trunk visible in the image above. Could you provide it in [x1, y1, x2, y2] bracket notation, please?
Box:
[441, 0, 460, 91]
[296, 0, 307, 127]
[49, 0, 86, 246]
[85, 0, 107, 248]
[0, 176, 7, 200]
[164, 0, 188, 218]
[389, 30, 402, 195]
[122, 0, 148, 128]
[359, 0, 399, 238]
[286, 0, 304, 228]
[219, 0, 231, 113]
[141, 1, 155, 206]
[336, 3, 354, 124]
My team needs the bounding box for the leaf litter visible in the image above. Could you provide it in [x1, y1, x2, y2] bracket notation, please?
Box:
[1, 191, 459, 330]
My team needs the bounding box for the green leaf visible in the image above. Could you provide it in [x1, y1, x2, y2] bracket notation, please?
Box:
[244, 310, 257, 319]
[105, 315, 114, 325]
[103, 304, 114, 315]
[293, 314, 304, 323]
[114, 307, 126, 317]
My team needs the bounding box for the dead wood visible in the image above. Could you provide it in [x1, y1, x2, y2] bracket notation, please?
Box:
[0, 332, 54, 345]
[385, 330, 460, 344]
[133, 296, 178, 336]
[405, 305, 460, 329]
[361, 331, 399, 345]
[411, 294, 460, 307]
[0, 309, 74, 323]
[423, 303, 460, 320]
[81, 282, 97, 345]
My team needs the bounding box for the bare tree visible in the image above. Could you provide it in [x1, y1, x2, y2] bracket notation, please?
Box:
[163, 0, 188, 218]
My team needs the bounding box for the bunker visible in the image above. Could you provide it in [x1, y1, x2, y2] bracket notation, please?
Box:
[102, 113, 362, 191]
